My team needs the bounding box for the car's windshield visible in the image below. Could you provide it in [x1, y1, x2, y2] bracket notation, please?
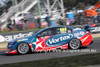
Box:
[33, 30, 40, 34]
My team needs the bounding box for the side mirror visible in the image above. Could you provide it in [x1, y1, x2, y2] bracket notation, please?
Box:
[36, 35, 41, 38]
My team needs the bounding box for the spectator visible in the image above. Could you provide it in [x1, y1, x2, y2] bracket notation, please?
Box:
[94, 17, 98, 23]
[66, 18, 70, 26]
[23, 16, 28, 30]
[7, 18, 13, 31]
[15, 18, 22, 30]
[0, 21, 1, 32]
[58, 18, 66, 25]
[91, 16, 95, 23]
[79, 16, 84, 25]
[97, 13, 100, 23]
[58, 18, 63, 25]
[83, 18, 88, 24]
[45, 14, 51, 27]
[61, 19, 66, 26]
[87, 19, 91, 24]
[37, 17, 41, 29]
[77, 16, 81, 25]
[74, 16, 79, 25]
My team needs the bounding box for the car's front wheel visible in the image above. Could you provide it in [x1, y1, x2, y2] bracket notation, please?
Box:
[69, 39, 81, 49]
[17, 43, 30, 55]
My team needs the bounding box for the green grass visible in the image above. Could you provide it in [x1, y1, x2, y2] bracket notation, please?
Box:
[0, 47, 7, 49]
[0, 27, 45, 34]
[1, 53, 100, 67]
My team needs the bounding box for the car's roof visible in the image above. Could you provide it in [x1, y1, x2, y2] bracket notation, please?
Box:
[44, 25, 75, 30]
[34, 26, 76, 35]
[39, 26, 75, 32]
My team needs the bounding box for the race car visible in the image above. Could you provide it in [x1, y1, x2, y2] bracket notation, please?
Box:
[6, 24, 95, 54]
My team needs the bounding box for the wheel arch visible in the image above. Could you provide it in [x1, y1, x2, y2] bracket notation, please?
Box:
[17, 42, 32, 53]
[68, 38, 82, 49]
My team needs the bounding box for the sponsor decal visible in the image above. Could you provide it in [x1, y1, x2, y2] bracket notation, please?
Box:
[17, 40, 20, 42]
[0, 35, 5, 42]
[17, 38, 28, 42]
[90, 27, 100, 32]
[0, 32, 33, 42]
[81, 35, 89, 43]
[32, 38, 43, 49]
[74, 31, 85, 38]
[46, 34, 73, 46]
[41, 22, 47, 26]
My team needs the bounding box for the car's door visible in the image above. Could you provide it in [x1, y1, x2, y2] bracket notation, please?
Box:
[45, 27, 73, 47]
[32, 28, 54, 50]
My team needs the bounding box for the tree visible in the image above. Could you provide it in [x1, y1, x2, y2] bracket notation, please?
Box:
[63, 0, 99, 10]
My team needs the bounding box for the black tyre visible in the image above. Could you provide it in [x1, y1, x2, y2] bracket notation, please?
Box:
[69, 39, 81, 49]
[17, 43, 30, 54]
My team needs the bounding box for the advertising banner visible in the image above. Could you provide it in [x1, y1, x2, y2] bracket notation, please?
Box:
[0, 24, 100, 43]
[0, 31, 35, 43]
[90, 26, 100, 33]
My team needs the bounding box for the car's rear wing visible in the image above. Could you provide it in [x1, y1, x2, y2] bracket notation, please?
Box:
[84, 24, 96, 31]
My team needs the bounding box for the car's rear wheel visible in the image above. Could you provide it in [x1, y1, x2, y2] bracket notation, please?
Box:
[69, 39, 81, 49]
[17, 43, 29, 55]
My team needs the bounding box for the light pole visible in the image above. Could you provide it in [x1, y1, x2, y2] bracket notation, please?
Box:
[12, 0, 15, 8]
[47, 0, 51, 15]
[15, 0, 18, 12]
[37, 0, 41, 17]
[61, 0, 65, 18]
[12, 0, 18, 13]
[11, 0, 15, 25]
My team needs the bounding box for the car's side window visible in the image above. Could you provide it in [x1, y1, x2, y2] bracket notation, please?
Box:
[38, 28, 54, 37]
[54, 27, 72, 35]
[67, 28, 72, 33]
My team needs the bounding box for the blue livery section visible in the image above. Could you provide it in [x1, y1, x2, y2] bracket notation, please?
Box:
[45, 34, 73, 47]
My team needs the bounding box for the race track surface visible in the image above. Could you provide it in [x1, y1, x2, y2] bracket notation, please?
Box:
[0, 38, 100, 64]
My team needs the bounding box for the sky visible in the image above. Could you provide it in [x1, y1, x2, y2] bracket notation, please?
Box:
[0, 0, 4, 2]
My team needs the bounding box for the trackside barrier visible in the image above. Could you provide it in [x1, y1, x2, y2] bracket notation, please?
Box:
[0, 23, 100, 43]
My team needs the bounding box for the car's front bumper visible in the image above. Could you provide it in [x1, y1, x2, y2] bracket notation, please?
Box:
[6, 49, 17, 54]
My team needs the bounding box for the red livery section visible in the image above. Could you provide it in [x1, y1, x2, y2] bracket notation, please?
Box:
[80, 34, 93, 46]
[32, 36, 68, 51]
[6, 50, 17, 54]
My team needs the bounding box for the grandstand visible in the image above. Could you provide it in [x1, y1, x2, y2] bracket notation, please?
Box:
[0, 0, 65, 30]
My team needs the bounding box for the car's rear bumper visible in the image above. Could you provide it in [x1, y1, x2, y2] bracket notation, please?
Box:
[80, 34, 93, 46]
[89, 41, 93, 45]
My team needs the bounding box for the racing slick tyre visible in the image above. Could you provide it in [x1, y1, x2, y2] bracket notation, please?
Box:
[17, 43, 30, 55]
[69, 39, 81, 49]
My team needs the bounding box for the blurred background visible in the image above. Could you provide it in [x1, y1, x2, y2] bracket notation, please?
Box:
[0, 0, 100, 43]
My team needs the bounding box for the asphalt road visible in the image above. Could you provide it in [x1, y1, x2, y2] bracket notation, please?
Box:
[0, 38, 100, 65]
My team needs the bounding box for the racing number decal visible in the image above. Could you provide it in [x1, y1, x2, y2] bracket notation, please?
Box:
[60, 28, 67, 32]
[60, 28, 67, 34]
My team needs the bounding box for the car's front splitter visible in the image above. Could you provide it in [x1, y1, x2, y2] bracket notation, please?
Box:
[6, 49, 17, 54]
